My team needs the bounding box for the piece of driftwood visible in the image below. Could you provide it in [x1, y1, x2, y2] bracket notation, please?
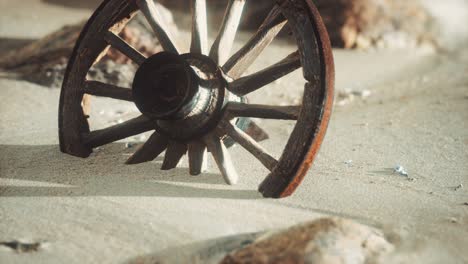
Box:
[59, 0, 334, 198]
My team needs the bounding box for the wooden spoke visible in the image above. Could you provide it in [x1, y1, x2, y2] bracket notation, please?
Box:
[83, 115, 154, 148]
[226, 102, 300, 120]
[219, 121, 278, 171]
[204, 133, 238, 185]
[83, 81, 133, 101]
[222, 4, 287, 78]
[136, 0, 180, 54]
[228, 51, 300, 96]
[161, 141, 187, 170]
[209, 0, 246, 65]
[126, 132, 168, 164]
[104, 31, 146, 65]
[188, 141, 207, 175]
[190, 0, 208, 54]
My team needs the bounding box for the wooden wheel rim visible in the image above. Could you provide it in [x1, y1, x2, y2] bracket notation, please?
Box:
[59, 0, 334, 198]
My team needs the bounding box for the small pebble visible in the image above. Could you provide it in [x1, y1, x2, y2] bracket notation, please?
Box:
[454, 184, 463, 191]
[352, 89, 372, 98]
[344, 160, 353, 166]
[394, 165, 408, 177]
[125, 142, 136, 149]
[463, 202, 468, 206]
[448, 217, 459, 224]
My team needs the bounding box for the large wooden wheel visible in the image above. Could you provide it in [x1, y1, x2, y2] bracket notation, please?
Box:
[59, 0, 334, 198]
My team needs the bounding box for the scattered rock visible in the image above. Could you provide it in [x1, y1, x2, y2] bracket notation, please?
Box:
[393, 165, 415, 181]
[317, 0, 433, 50]
[125, 142, 136, 149]
[336, 92, 356, 106]
[352, 89, 372, 98]
[0, 241, 42, 253]
[221, 217, 393, 264]
[336, 89, 372, 106]
[162, 0, 434, 50]
[454, 184, 463, 191]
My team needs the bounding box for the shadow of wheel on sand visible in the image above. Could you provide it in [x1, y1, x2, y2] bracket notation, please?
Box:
[0, 144, 260, 199]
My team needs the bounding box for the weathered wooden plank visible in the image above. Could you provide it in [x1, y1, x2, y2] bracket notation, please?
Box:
[222, 4, 287, 78]
[190, 0, 208, 54]
[226, 102, 300, 120]
[204, 133, 239, 185]
[126, 131, 168, 164]
[219, 121, 278, 171]
[136, 0, 180, 54]
[161, 141, 187, 170]
[83, 80, 133, 101]
[188, 141, 207, 175]
[104, 31, 146, 65]
[228, 51, 300, 96]
[83, 115, 154, 148]
[209, 0, 246, 65]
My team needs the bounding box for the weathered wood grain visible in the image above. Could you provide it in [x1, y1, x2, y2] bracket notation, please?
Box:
[188, 140, 208, 175]
[104, 31, 146, 65]
[222, 4, 287, 79]
[136, 0, 180, 54]
[227, 51, 300, 96]
[126, 131, 168, 164]
[190, 0, 208, 54]
[219, 121, 278, 171]
[226, 102, 300, 120]
[161, 141, 188, 170]
[83, 80, 133, 101]
[204, 133, 239, 185]
[83, 115, 154, 148]
[259, 0, 335, 198]
[209, 0, 246, 65]
[60, 0, 139, 157]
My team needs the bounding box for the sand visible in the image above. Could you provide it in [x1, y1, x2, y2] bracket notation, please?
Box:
[0, 0, 467, 263]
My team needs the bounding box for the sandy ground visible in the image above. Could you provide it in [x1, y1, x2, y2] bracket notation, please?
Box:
[0, 0, 467, 263]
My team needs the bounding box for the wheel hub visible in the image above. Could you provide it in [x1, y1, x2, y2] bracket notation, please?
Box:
[133, 52, 227, 141]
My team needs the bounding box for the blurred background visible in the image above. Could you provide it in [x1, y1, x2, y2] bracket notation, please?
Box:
[1, 0, 467, 87]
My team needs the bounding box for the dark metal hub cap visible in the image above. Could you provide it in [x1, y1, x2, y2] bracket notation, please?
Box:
[133, 52, 227, 141]
[132, 52, 199, 119]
